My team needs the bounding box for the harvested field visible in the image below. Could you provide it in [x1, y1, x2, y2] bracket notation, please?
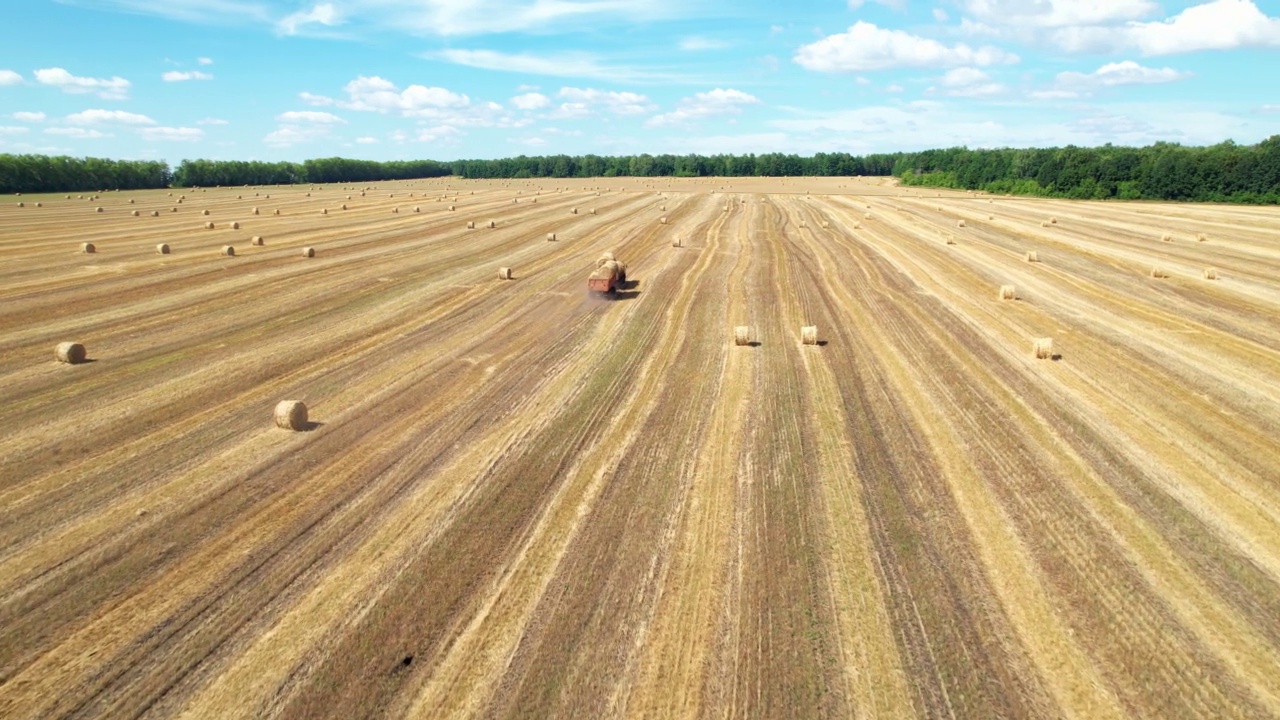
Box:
[2, 176, 1280, 719]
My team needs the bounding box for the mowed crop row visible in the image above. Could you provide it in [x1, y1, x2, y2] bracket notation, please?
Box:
[1, 176, 1278, 719]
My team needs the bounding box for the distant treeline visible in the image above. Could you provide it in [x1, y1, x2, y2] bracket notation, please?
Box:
[3, 136, 1278, 203]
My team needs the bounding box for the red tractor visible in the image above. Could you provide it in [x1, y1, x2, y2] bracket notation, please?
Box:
[588, 254, 627, 294]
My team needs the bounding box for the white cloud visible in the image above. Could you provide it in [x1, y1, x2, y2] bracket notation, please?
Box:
[0, 126, 29, 136]
[139, 126, 204, 141]
[338, 75, 470, 115]
[886, 84, 904, 93]
[299, 91, 336, 107]
[680, 36, 729, 51]
[277, 2, 343, 35]
[1056, 60, 1190, 87]
[936, 67, 1006, 97]
[355, 136, 378, 144]
[435, 49, 677, 83]
[162, 70, 213, 81]
[197, 117, 229, 125]
[1030, 90, 1080, 100]
[646, 88, 761, 127]
[849, 0, 907, 8]
[0, 69, 22, 86]
[339, 0, 673, 36]
[795, 22, 1018, 72]
[933, 8, 949, 22]
[276, 110, 346, 123]
[1102, 0, 1279, 55]
[264, 124, 333, 146]
[516, 84, 540, 92]
[556, 87, 654, 116]
[12, 112, 45, 122]
[66, 109, 156, 125]
[197, 57, 214, 65]
[45, 127, 110, 139]
[34, 68, 131, 100]
[513, 136, 548, 147]
[1260, 105, 1280, 114]
[412, 125, 461, 143]
[511, 92, 550, 110]
[959, 0, 1157, 28]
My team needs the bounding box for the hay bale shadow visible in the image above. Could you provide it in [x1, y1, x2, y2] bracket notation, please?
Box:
[609, 290, 642, 301]
[816, 340, 829, 347]
[301, 420, 324, 432]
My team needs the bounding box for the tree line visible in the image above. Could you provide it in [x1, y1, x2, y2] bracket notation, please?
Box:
[2, 136, 1277, 203]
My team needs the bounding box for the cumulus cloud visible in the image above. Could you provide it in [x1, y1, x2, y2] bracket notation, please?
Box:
[338, 76, 470, 115]
[197, 117, 229, 125]
[646, 88, 761, 127]
[66, 109, 156, 125]
[1056, 60, 1190, 87]
[264, 124, 333, 146]
[1054, 0, 1280, 55]
[139, 126, 204, 141]
[795, 22, 1018, 72]
[555, 87, 654, 116]
[162, 70, 213, 82]
[197, 57, 214, 65]
[0, 126, 30, 136]
[959, 0, 1157, 28]
[276, 110, 346, 123]
[935, 67, 1006, 97]
[277, 2, 343, 35]
[511, 92, 550, 110]
[12, 112, 45, 122]
[0, 70, 22, 86]
[45, 127, 110, 138]
[299, 91, 336, 107]
[355, 136, 378, 144]
[34, 68, 130, 100]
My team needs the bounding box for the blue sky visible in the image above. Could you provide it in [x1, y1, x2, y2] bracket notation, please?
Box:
[1, 0, 1278, 162]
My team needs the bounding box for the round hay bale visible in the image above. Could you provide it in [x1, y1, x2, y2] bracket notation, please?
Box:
[151, 210, 159, 217]
[1161, 233, 1172, 242]
[131, 209, 139, 216]
[999, 284, 1015, 300]
[660, 217, 668, 224]
[571, 208, 578, 214]
[1033, 337, 1054, 359]
[251, 235, 264, 246]
[487, 220, 496, 228]
[204, 221, 215, 229]
[222, 245, 235, 256]
[253, 207, 260, 215]
[1150, 267, 1168, 278]
[988, 215, 994, 220]
[546, 232, 557, 241]
[1050, 217, 1058, 224]
[1204, 267, 1218, 280]
[467, 220, 476, 229]
[800, 220, 807, 228]
[202, 209, 210, 216]
[1040, 221, 1050, 228]
[957, 219, 966, 228]
[591, 208, 598, 215]
[302, 246, 315, 257]
[863, 213, 872, 220]
[498, 266, 513, 280]
[273, 209, 281, 215]
[35, 202, 41, 207]
[801, 326, 818, 345]
[321, 208, 328, 215]
[672, 237, 682, 248]
[341, 203, 348, 210]
[156, 243, 170, 254]
[449, 204, 456, 211]
[274, 400, 308, 430]
[660, 205, 666, 211]
[1197, 233, 1208, 242]
[821, 221, 830, 229]
[95, 207, 104, 213]
[853, 222, 861, 229]
[346, 195, 352, 200]
[55, 342, 87, 364]
[414, 206, 421, 213]
[1025, 251, 1038, 262]
[945, 235, 956, 245]
[171, 207, 178, 212]
[230, 221, 240, 230]
[81, 242, 96, 253]
[129, 199, 134, 204]
[17, 201, 24, 207]
[733, 326, 754, 346]
[393, 207, 399, 214]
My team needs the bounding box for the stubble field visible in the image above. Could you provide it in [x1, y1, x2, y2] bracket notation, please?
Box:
[1, 175, 1279, 719]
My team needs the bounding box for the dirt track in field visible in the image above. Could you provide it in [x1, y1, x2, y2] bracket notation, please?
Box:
[1, 176, 1279, 719]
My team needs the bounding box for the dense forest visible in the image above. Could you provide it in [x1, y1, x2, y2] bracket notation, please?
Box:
[2, 136, 1278, 203]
